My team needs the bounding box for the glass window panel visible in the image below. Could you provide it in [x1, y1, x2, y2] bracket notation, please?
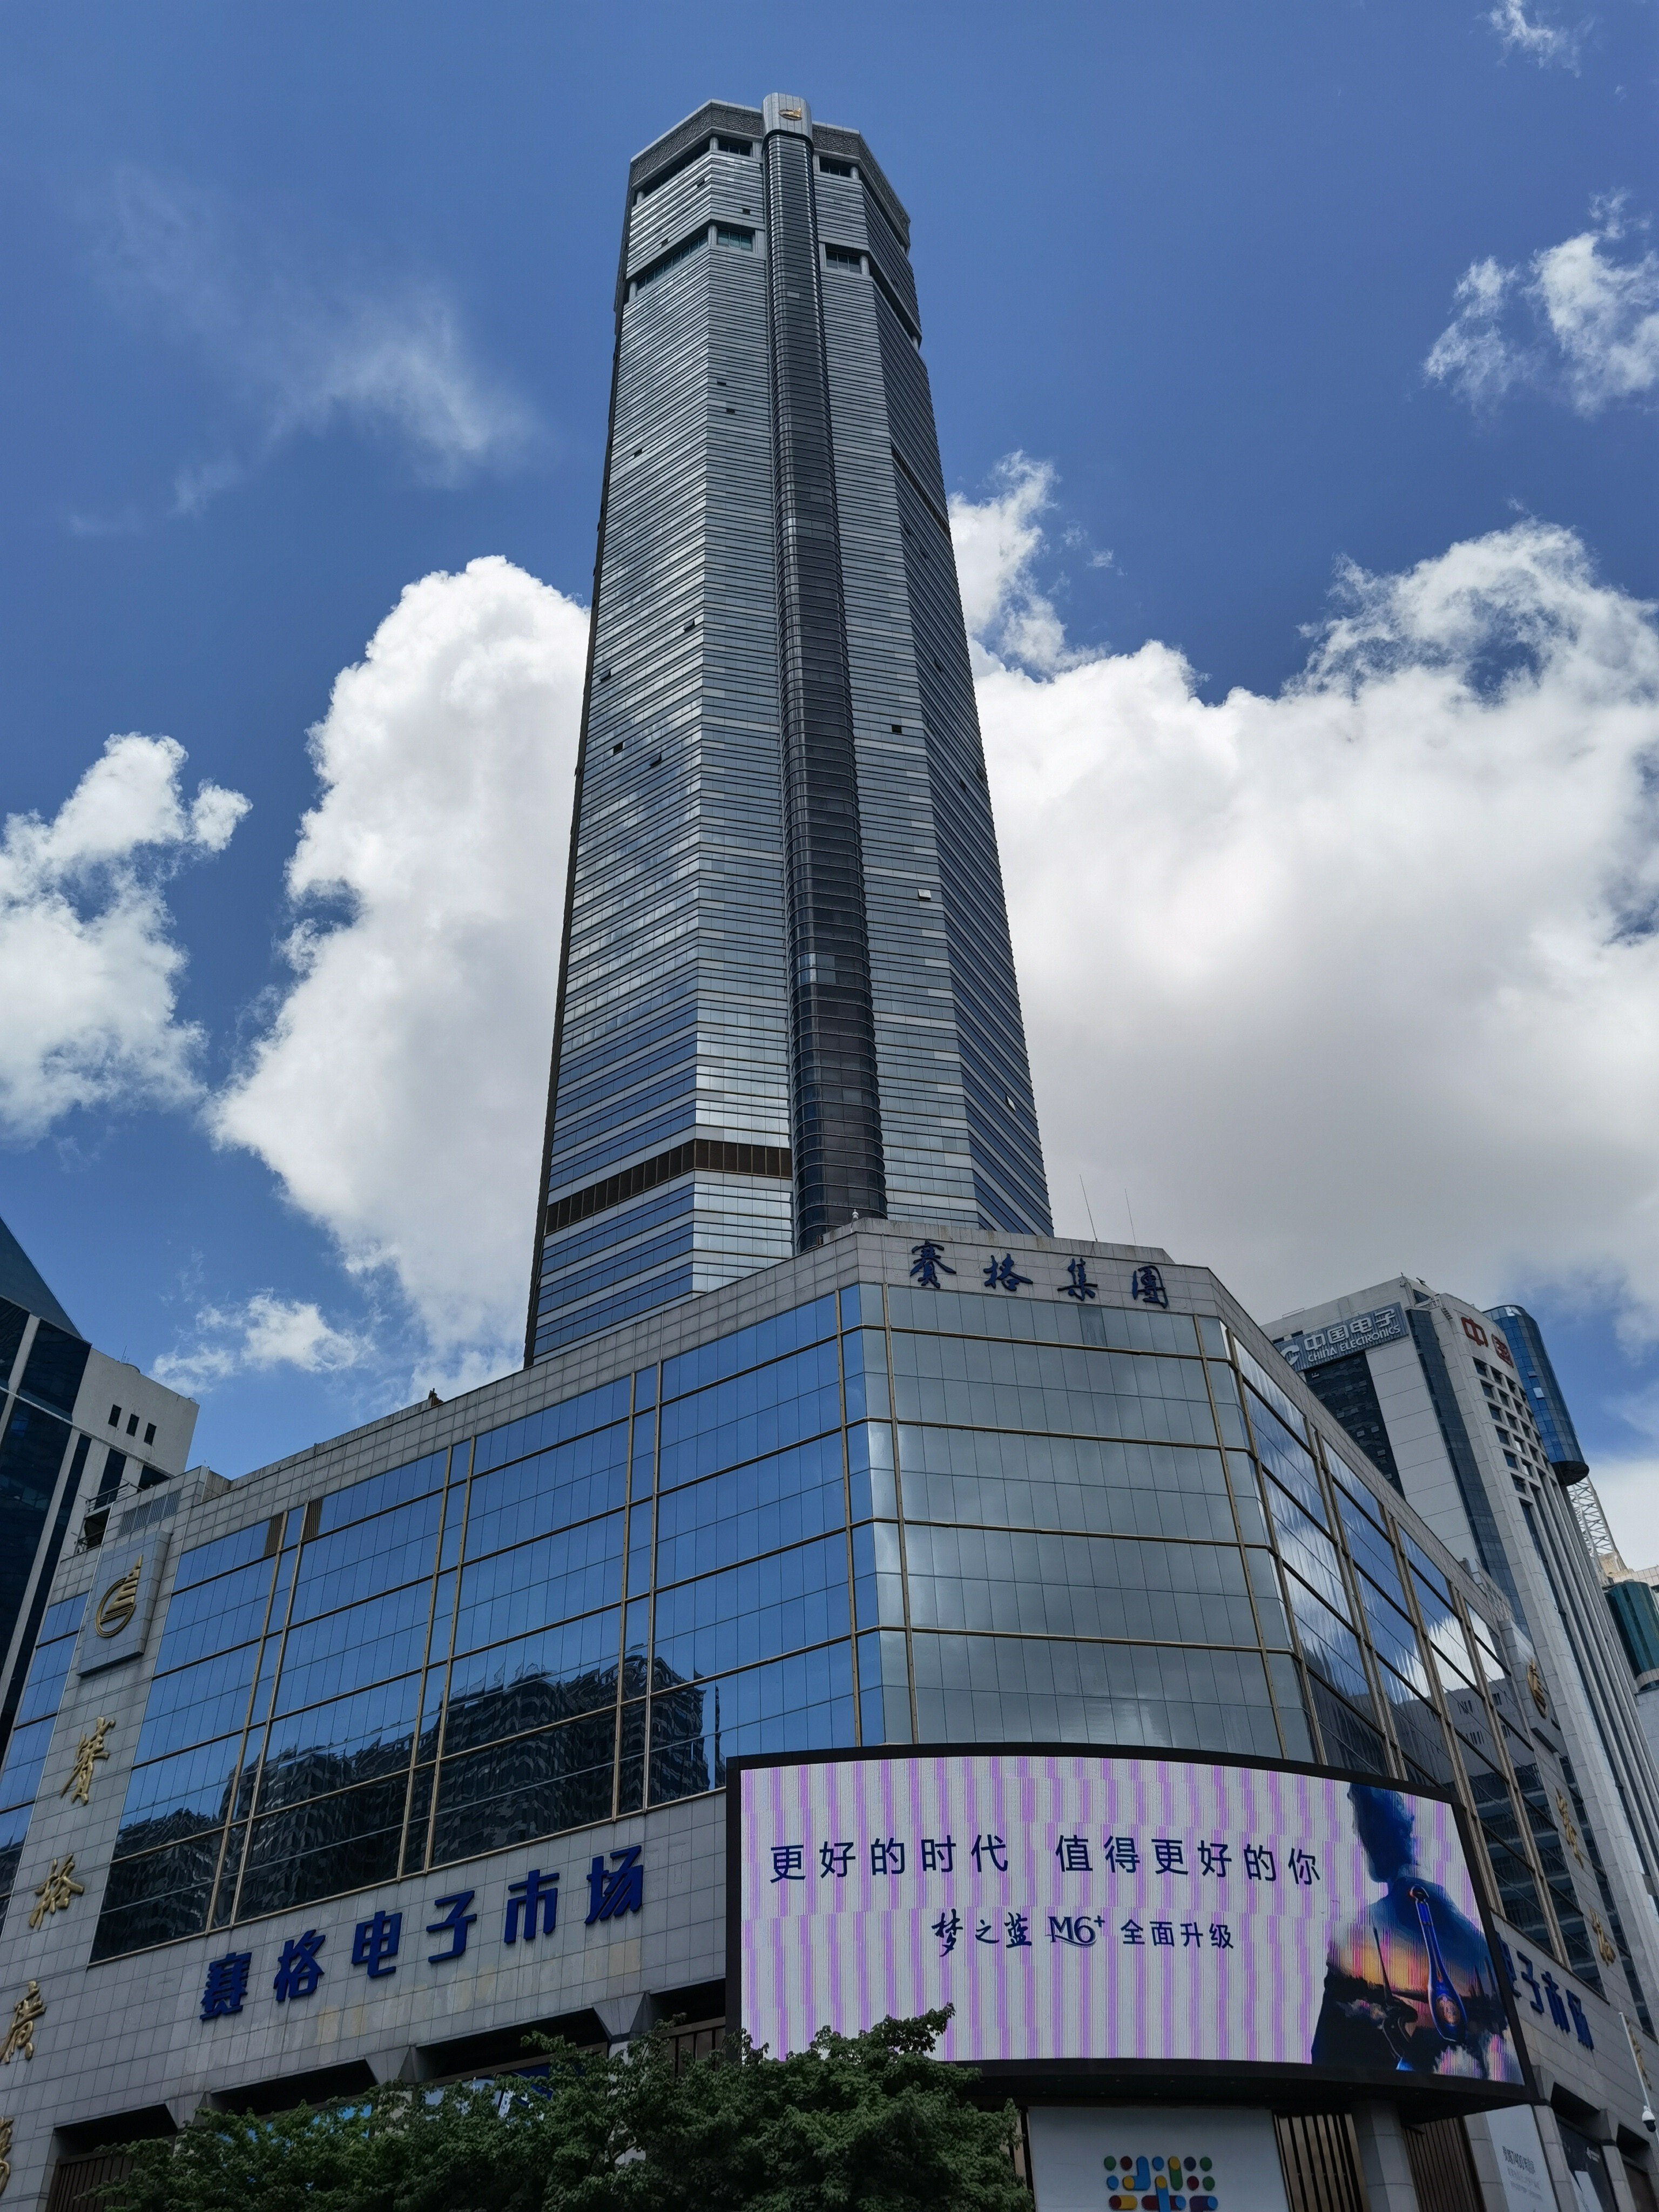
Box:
[653, 1535, 850, 1682]
[654, 1432, 845, 1582]
[1247, 1394, 1327, 1523]
[443, 1611, 621, 1754]
[1246, 1550, 1294, 1648]
[237, 1774, 408, 1918]
[1372, 1662, 1455, 1785]
[1413, 1577, 1480, 1692]
[473, 1378, 632, 1476]
[454, 1512, 623, 1654]
[888, 1333, 1219, 1448]
[256, 1675, 421, 1811]
[648, 1641, 855, 1803]
[1403, 1534, 1453, 1608]
[0, 1717, 56, 1815]
[1307, 1677, 1388, 1777]
[906, 1634, 1279, 1760]
[896, 1426, 1235, 1543]
[135, 1644, 260, 1763]
[152, 1555, 276, 1673]
[315, 1451, 447, 1536]
[12, 1630, 78, 1732]
[116, 1735, 248, 1854]
[1331, 1478, 1409, 1608]
[901, 1526, 1256, 1645]
[1355, 1575, 1431, 1691]
[432, 1711, 617, 1864]
[661, 1294, 836, 1400]
[172, 1522, 272, 1593]
[658, 1341, 842, 1486]
[37, 1593, 87, 1642]
[274, 1579, 435, 1714]
[290, 1494, 442, 1622]
[1233, 1343, 1307, 1439]
[463, 1424, 629, 1561]
[1264, 1477, 1347, 1614]
[1284, 1574, 1377, 1710]
[90, 1835, 219, 1960]
[884, 1286, 1197, 1354]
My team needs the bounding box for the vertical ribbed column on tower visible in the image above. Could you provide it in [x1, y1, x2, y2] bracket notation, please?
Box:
[761, 95, 885, 1247]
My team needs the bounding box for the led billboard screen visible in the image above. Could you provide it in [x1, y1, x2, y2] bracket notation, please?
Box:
[732, 1748, 1526, 2089]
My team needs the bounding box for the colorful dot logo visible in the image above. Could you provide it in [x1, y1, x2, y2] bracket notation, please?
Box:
[1102, 2151, 1218, 2210]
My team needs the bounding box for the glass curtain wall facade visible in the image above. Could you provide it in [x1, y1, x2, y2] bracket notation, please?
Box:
[529, 97, 1048, 1363]
[75, 1258, 1574, 2005]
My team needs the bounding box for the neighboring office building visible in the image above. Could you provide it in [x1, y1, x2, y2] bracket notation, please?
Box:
[1267, 1285, 1659, 2047]
[2, 94, 1653, 2212]
[0, 1212, 197, 1769]
[1485, 1304, 1659, 1794]
[529, 92, 1049, 1364]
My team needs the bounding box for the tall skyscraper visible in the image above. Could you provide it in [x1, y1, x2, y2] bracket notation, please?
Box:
[528, 97, 1049, 1364]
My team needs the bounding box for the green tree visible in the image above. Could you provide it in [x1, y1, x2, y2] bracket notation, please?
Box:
[106, 2009, 1029, 2212]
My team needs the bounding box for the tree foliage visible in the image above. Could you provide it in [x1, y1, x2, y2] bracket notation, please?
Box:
[105, 2009, 1029, 2212]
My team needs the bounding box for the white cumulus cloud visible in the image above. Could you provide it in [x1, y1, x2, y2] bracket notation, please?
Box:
[957, 469, 1659, 1372]
[0, 735, 248, 1138]
[1427, 198, 1659, 414]
[99, 168, 538, 516]
[1487, 0, 1587, 69]
[153, 1292, 368, 1393]
[211, 557, 589, 1386]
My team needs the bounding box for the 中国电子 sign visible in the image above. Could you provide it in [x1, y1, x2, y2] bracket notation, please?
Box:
[1277, 1304, 1407, 1373]
[731, 1748, 1527, 2092]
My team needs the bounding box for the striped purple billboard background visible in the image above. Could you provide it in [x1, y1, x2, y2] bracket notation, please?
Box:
[737, 1752, 1485, 2065]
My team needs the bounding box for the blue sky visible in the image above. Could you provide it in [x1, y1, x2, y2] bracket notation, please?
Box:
[3, 2, 1658, 1548]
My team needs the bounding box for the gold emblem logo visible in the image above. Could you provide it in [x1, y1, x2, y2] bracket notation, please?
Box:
[95, 1559, 143, 1639]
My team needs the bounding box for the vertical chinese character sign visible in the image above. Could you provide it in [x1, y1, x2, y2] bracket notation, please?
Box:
[733, 1750, 1523, 2087]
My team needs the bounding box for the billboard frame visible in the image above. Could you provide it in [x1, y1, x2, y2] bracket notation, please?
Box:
[725, 1739, 1536, 2115]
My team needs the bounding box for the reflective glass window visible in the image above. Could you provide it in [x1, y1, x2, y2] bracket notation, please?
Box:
[648, 1641, 855, 1804]
[257, 1675, 421, 1811]
[464, 1424, 628, 1560]
[315, 1450, 447, 1535]
[1284, 1575, 1375, 1710]
[136, 1645, 260, 1762]
[909, 1634, 1279, 1759]
[474, 1379, 632, 1476]
[1246, 1391, 1326, 1522]
[655, 1433, 844, 1581]
[152, 1555, 276, 1672]
[1264, 1478, 1347, 1614]
[238, 1773, 408, 1917]
[454, 1512, 622, 1654]
[662, 1295, 835, 1398]
[658, 1341, 842, 1486]
[115, 1736, 249, 1855]
[1232, 1342, 1306, 1438]
[901, 1526, 1255, 1645]
[290, 1494, 441, 1621]
[653, 1534, 849, 1681]
[173, 1523, 272, 1592]
[443, 1611, 620, 1754]
[431, 1711, 617, 1865]
[896, 1427, 1235, 1543]
[273, 1579, 434, 1713]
